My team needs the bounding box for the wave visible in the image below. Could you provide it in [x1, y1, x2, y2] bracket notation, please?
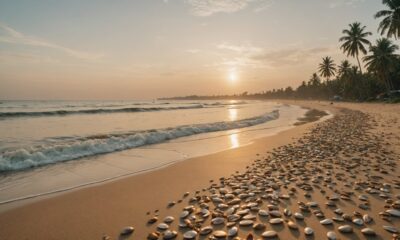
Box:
[0, 105, 204, 119]
[204, 101, 247, 106]
[0, 110, 279, 172]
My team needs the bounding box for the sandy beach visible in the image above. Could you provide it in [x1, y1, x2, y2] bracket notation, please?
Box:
[0, 101, 399, 240]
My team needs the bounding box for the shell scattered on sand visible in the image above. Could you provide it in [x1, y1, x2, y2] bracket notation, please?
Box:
[112, 109, 400, 240]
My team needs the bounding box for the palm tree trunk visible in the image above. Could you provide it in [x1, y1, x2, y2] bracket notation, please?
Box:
[356, 55, 363, 74]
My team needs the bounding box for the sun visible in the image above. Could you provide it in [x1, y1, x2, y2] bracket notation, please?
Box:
[228, 69, 238, 82]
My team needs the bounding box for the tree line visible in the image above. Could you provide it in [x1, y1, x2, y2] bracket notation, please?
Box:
[162, 0, 400, 102]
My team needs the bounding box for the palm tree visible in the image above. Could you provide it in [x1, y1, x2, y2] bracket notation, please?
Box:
[363, 38, 399, 92]
[338, 60, 352, 77]
[375, 0, 400, 39]
[339, 22, 372, 73]
[318, 56, 336, 81]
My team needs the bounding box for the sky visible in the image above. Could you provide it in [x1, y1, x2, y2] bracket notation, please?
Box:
[0, 0, 385, 100]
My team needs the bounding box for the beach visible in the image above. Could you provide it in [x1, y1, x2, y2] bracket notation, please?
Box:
[0, 101, 399, 240]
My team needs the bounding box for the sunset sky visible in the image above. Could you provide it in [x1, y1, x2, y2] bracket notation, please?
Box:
[0, 0, 383, 100]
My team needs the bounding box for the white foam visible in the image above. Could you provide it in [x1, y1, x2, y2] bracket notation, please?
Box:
[0, 110, 279, 172]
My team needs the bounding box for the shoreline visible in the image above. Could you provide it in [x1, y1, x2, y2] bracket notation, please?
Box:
[0, 103, 330, 240]
[0, 101, 398, 240]
[0, 103, 316, 212]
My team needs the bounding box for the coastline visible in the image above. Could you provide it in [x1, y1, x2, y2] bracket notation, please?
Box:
[0, 102, 328, 239]
[0, 101, 398, 240]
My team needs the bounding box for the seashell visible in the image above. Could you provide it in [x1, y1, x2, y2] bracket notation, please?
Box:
[180, 211, 190, 219]
[148, 217, 158, 224]
[163, 230, 178, 239]
[284, 208, 292, 216]
[239, 220, 254, 226]
[334, 208, 343, 215]
[361, 228, 376, 236]
[269, 210, 282, 217]
[211, 217, 225, 225]
[243, 214, 257, 220]
[226, 222, 236, 228]
[213, 230, 227, 238]
[147, 232, 160, 240]
[307, 202, 319, 207]
[320, 219, 333, 225]
[304, 227, 314, 235]
[261, 230, 278, 238]
[363, 214, 373, 223]
[157, 223, 169, 231]
[358, 194, 368, 201]
[199, 226, 213, 236]
[338, 225, 353, 233]
[120, 226, 134, 236]
[228, 227, 238, 237]
[332, 217, 344, 222]
[269, 218, 283, 224]
[327, 231, 337, 240]
[287, 221, 298, 230]
[294, 212, 304, 220]
[258, 209, 269, 217]
[227, 214, 241, 222]
[383, 225, 398, 233]
[352, 218, 363, 226]
[164, 216, 174, 223]
[386, 209, 400, 217]
[183, 230, 197, 239]
[253, 223, 266, 230]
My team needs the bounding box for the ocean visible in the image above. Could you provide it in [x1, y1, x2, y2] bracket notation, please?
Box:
[0, 100, 307, 205]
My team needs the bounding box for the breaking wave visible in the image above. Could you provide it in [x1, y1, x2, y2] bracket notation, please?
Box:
[0, 110, 279, 172]
[0, 105, 204, 119]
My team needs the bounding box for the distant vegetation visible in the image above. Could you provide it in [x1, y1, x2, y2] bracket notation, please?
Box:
[162, 0, 400, 103]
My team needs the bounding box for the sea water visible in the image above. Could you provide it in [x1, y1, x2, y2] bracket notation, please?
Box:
[0, 100, 307, 206]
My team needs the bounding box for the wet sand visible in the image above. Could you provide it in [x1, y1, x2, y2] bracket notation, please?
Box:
[0, 101, 399, 240]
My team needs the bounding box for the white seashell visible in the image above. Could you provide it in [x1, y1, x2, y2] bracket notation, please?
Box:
[120, 226, 134, 235]
[363, 214, 373, 223]
[163, 230, 177, 239]
[199, 226, 213, 236]
[239, 220, 254, 226]
[269, 218, 283, 224]
[258, 209, 269, 217]
[383, 225, 398, 233]
[294, 212, 304, 220]
[157, 223, 169, 230]
[180, 211, 190, 219]
[320, 219, 333, 225]
[304, 227, 314, 235]
[261, 230, 278, 238]
[327, 231, 337, 240]
[183, 230, 197, 239]
[338, 225, 353, 233]
[164, 216, 174, 223]
[352, 218, 364, 226]
[361, 228, 376, 236]
[386, 209, 400, 217]
[228, 227, 238, 237]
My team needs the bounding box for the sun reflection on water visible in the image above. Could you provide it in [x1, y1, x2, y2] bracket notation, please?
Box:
[229, 132, 240, 149]
[228, 108, 237, 121]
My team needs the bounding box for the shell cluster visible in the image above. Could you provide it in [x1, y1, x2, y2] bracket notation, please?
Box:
[106, 109, 400, 239]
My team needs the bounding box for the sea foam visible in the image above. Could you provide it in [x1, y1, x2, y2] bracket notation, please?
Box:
[0, 110, 279, 172]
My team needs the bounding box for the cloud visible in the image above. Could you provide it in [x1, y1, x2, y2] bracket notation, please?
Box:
[0, 22, 102, 60]
[251, 47, 333, 67]
[217, 42, 263, 54]
[329, 0, 365, 8]
[185, 0, 272, 16]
